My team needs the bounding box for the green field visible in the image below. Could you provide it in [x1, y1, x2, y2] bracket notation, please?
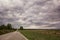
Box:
[19, 30, 60, 40]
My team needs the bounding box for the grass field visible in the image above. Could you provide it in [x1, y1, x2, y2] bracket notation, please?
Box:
[19, 30, 60, 40]
[0, 29, 16, 35]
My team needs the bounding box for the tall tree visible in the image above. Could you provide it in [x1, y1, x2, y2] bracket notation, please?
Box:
[7, 23, 12, 29]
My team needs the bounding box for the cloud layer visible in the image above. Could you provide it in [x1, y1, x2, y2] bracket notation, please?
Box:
[0, 0, 60, 29]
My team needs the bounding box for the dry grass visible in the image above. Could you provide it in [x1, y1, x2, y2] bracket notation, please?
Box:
[0, 29, 15, 35]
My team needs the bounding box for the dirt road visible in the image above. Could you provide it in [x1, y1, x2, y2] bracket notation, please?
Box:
[0, 31, 28, 40]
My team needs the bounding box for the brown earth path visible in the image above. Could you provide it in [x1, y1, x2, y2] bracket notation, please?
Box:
[0, 31, 28, 40]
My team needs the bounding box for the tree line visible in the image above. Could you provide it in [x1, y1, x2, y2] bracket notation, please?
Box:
[0, 23, 24, 30]
[0, 24, 12, 30]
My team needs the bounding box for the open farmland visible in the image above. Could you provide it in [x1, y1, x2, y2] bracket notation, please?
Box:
[19, 30, 60, 40]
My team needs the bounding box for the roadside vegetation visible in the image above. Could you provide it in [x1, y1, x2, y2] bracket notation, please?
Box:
[20, 30, 60, 40]
[0, 23, 24, 35]
[0, 23, 16, 35]
[0, 30, 15, 35]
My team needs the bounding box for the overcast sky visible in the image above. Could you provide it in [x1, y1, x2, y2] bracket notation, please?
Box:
[0, 0, 60, 29]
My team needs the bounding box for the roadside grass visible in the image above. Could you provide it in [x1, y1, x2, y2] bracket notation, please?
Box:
[19, 30, 60, 40]
[0, 29, 16, 35]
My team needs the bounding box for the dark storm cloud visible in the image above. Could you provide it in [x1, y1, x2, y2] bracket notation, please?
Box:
[0, 0, 60, 29]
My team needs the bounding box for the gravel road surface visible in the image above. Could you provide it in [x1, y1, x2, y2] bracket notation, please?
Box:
[0, 31, 28, 40]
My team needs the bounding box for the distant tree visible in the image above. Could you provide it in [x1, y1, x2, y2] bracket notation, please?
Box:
[7, 23, 12, 29]
[20, 26, 23, 30]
